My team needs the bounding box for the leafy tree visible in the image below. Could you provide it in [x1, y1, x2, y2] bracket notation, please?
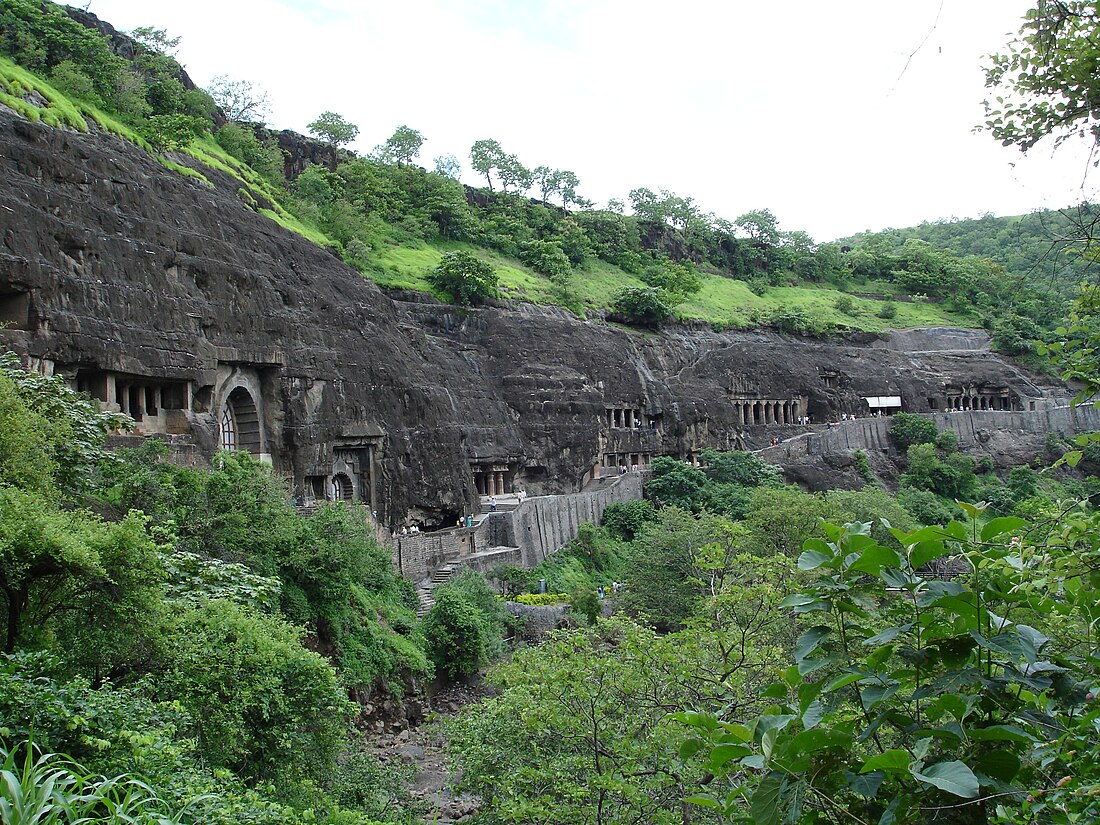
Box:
[982, 1, 1100, 154]
[0, 352, 128, 497]
[681, 511, 1100, 824]
[736, 207, 781, 247]
[699, 449, 785, 488]
[207, 74, 270, 123]
[153, 599, 353, 785]
[433, 152, 461, 179]
[307, 110, 358, 147]
[470, 138, 505, 190]
[621, 508, 750, 630]
[447, 618, 745, 824]
[428, 250, 498, 305]
[497, 152, 532, 193]
[644, 456, 708, 509]
[0, 488, 160, 656]
[377, 124, 424, 165]
[129, 26, 180, 55]
[531, 165, 560, 201]
[556, 169, 584, 208]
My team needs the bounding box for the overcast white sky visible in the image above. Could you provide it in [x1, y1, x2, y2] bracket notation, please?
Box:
[85, 0, 1095, 241]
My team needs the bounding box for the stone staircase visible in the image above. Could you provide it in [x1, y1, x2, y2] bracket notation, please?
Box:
[415, 562, 460, 616]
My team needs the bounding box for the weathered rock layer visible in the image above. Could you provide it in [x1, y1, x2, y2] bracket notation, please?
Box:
[0, 111, 1072, 529]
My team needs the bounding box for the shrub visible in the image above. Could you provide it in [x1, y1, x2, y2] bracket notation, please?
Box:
[141, 113, 208, 151]
[888, 412, 938, 449]
[570, 589, 601, 625]
[833, 294, 855, 314]
[513, 592, 570, 606]
[900, 443, 978, 500]
[643, 260, 702, 300]
[853, 448, 874, 481]
[934, 429, 958, 453]
[898, 486, 958, 526]
[423, 589, 491, 680]
[215, 123, 283, 183]
[877, 300, 898, 319]
[424, 570, 507, 680]
[428, 250, 498, 305]
[520, 239, 571, 282]
[609, 286, 674, 325]
[768, 306, 814, 334]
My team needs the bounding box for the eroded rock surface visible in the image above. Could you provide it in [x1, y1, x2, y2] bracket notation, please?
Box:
[0, 110, 1075, 531]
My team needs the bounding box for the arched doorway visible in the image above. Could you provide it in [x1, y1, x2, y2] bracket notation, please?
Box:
[218, 387, 261, 454]
[332, 473, 354, 502]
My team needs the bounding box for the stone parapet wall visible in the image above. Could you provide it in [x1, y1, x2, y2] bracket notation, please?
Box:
[489, 474, 644, 568]
[391, 474, 643, 583]
[763, 406, 1100, 465]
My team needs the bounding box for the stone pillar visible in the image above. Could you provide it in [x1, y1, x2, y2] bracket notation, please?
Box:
[767, 402, 776, 425]
[368, 444, 379, 515]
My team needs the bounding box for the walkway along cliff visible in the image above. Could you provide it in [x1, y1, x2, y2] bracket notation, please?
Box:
[0, 109, 1092, 576]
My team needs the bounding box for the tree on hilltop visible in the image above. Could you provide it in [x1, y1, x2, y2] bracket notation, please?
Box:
[208, 75, 270, 123]
[377, 124, 424, 165]
[308, 111, 359, 147]
[470, 138, 505, 190]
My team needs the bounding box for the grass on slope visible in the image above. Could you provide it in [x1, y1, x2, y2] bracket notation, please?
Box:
[0, 57, 335, 247]
[367, 238, 964, 331]
[0, 56, 978, 332]
[0, 55, 87, 130]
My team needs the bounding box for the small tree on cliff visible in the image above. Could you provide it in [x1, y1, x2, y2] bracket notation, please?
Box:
[307, 111, 358, 148]
[429, 251, 498, 305]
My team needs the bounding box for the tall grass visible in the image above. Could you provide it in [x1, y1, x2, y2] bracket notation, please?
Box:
[0, 741, 207, 825]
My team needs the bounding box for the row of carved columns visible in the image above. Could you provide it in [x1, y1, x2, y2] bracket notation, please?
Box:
[606, 408, 643, 429]
[734, 399, 800, 426]
[474, 466, 511, 496]
[946, 395, 1010, 412]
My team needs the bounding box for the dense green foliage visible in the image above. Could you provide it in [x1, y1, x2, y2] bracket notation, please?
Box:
[0, 356, 423, 823]
[422, 570, 507, 679]
[428, 250, 499, 305]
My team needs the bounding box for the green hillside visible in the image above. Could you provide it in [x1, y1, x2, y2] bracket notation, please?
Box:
[0, 0, 1074, 349]
[840, 207, 1098, 299]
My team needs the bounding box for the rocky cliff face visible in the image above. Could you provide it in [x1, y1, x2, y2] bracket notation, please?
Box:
[0, 109, 1069, 530]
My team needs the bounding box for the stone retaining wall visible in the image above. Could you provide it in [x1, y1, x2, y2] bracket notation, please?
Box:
[488, 474, 644, 568]
[763, 406, 1100, 464]
[392, 473, 644, 582]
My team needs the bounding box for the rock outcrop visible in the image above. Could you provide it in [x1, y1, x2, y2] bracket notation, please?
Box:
[0, 109, 1075, 532]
